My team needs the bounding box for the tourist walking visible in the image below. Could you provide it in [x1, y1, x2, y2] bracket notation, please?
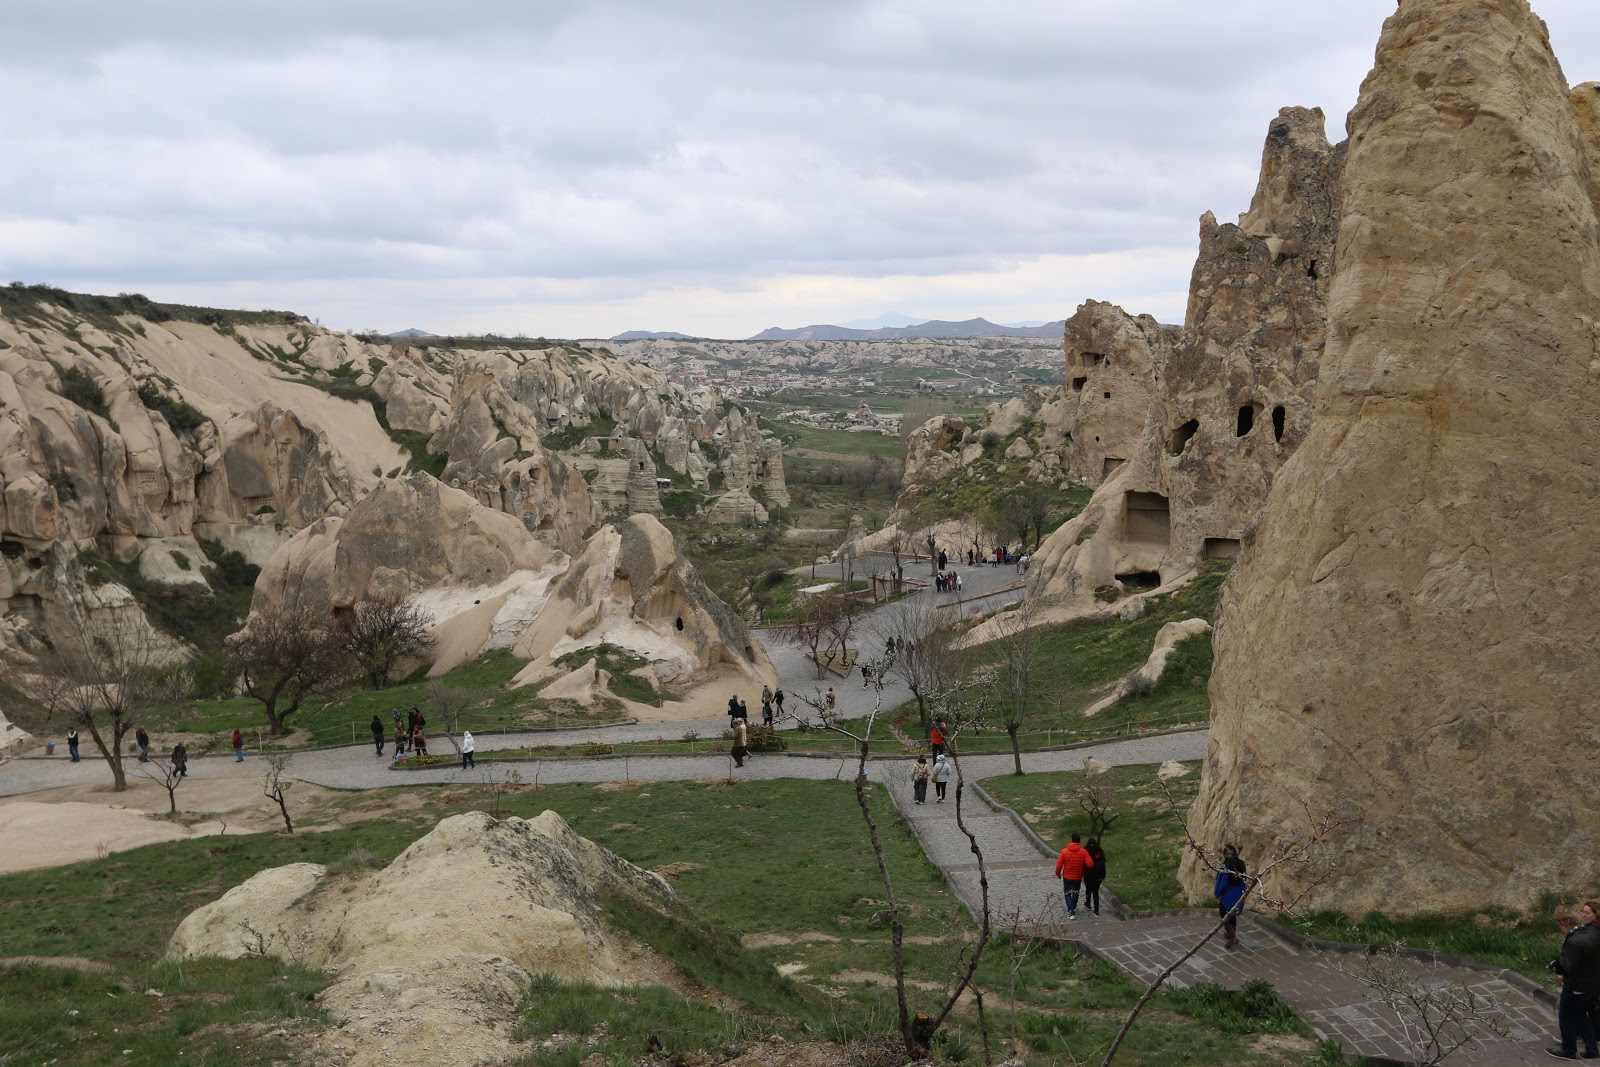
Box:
[370, 715, 385, 755]
[461, 731, 476, 770]
[66, 726, 79, 763]
[232, 728, 245, 762]
[912, 756, 929, 805]
[1214, 844, 1248, 948]
[929, 719, 946, 759]
[171, 741, 188, 778]
[1549, 902, 1600, 1060]
[1054, 832, 1095, 920]
[731, 719, 749, 767]
[773, 687, 785, 718]
[136, 726, 150, 762]
[1084, 838, 1107, 916]
[930, 753, 949, 802]
[761, 691, 774, 726]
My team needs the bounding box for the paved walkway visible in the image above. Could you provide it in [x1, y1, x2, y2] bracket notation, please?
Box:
[895, 769, 1557, 1066]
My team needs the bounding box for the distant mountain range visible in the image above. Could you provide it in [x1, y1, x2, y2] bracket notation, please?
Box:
[747, 316, 1065, 341]
[388, 328, 435, 338]
[611, 330, 696, 341]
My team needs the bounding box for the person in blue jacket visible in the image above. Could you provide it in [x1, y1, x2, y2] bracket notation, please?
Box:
[1214, 843, 1248, 949]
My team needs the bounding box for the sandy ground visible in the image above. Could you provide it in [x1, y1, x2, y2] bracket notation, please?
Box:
[0, 777, 332, 875]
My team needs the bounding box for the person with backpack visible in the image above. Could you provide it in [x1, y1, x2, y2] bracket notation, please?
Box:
[1214, 844, 1248, 949]
[1084, 838, 1107, 916]
[912, 756, 930, 805]
[1054, 833, 1095, 920]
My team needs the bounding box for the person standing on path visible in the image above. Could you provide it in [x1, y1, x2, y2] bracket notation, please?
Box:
[1549, 901, 1600, 1060]
[1214, 844, 1248, 949]
[232, 728, 245, 762]
[394, 720, 408, 755]
[824, 688, 837, 723]
[761, 690, 773, 727]
[461, 731, 476, 770]
[1054, 832, 1095, 920]
[136, 726, 150, 762]
[929, 719, 946, 759]
[411, 724, 427, 758]
[391, 706, 403, 738]
[370, 715, 385, 755]
[1083, 838, 1107, 916]
[731, 719, 749, 767]
[66, 726, 80, 763]
[773, 687, 785, 719]
[912, 756, 929, 805]
[172, 741, 188, 778]
[930, 753, 949, 802]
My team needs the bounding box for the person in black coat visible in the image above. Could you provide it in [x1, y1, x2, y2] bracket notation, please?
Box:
[1083, 838, 1107, 917]
[370, 715, 385, 755]
[1550, 902, 1600, 1059]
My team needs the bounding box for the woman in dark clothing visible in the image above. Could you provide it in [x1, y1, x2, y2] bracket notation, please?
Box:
[370, 715, 385, 755]
[1214, 844, 1248, 948]
[1084, 838, 1107, 916]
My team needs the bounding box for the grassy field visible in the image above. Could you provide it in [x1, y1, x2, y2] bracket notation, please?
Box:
[0, 776, 1345, 1066]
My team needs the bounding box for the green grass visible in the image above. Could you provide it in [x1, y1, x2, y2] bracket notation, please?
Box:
[981, 762, 1202, 911]
[765, 420, 905, 459]
[1278, 907, 1565, 989]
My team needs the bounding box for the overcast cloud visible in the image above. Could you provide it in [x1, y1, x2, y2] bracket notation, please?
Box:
[3, 1, 1598, 338]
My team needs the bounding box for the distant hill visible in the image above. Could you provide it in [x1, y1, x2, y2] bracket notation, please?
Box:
[611, 330, 694, 341]
[836, 311, 929, 330]
[389, 328, 435, 338]
[748, 317, 1065, 341]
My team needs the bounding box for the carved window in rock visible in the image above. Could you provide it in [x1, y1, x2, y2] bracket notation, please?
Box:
[1203, 537, 1241, 560]
[1103, 391, 1112, 399]
[1236, 403, 1262, 438]
[1123, 491, 1171, 547]
[1271, 405, 1287, 443]
[1072, 376, 1088, 392]
[1101, 457, 1125, 479]
[1169, 419, 1200, 456]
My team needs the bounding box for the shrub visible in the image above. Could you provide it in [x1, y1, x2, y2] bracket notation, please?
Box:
[581, 742, 616, 757]
[56, 366, 107, 417]
[136, 383, 207, 433]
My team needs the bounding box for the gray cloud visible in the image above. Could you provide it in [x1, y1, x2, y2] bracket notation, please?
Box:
[4, 1, 1598, 336]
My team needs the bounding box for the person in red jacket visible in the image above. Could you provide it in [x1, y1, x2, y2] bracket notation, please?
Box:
[1054, 833, 1096, 920]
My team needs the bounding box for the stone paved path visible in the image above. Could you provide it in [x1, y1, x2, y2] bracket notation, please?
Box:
[894, 767, 1557, 1066]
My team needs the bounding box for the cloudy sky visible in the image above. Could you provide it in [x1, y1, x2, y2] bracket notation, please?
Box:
[4, 1, 1598, 339]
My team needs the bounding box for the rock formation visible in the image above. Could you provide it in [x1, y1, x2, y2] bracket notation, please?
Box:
[167, 811, 676, 1067]
[1029, 103, 1344, 604]
[1183, 0, 1600, 912]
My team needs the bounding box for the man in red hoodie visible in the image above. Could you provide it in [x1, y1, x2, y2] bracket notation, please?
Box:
[1054, 833, 1095, 920]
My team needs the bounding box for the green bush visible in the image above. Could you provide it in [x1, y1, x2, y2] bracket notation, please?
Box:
[582, 742, 616, 757]
[55, 366, 107, 418]
[137, 383, 207, 433]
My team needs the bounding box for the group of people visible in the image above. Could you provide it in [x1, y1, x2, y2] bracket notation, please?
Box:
[375, 706, 429, 759]
[910, 753, 949, 803]
[61, 724, 245, 775]
[934, 571, 962, 593]
[1054, 834, 1108, 919]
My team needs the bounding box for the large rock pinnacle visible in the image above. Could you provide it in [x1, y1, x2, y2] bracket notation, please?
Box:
[1183, 0, 1600, 913]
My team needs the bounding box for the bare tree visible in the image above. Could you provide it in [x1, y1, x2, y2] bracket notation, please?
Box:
[263, 751, 295, 833]
[991, 484, 1055, 551]
[339, 594, 434, 689]
[775, 591, 858, 678]
[1334, 945, 1510, 1065]
[429, 680, 476, 757]
[787, 658, 993, 1058]
[990, 579, 1043, 774]
[873, 593, 967, 731]
[10, 598, 179, 793]
[1077, 779, 1121, 839]
[137, 754, 187, 814]
[228, 603, 352, 736]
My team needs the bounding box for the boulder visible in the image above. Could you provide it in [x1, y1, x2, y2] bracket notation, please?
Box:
[1184, 0, 1600, 913]
[167, 811, 675, 1067]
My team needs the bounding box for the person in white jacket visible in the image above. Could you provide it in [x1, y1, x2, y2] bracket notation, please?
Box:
[931, 754, 950, 802]
[461, 731, 476, 770]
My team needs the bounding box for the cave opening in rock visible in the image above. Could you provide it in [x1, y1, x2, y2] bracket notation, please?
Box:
[1169, 419, 1200, 456]
[1236, 403, 1262, 437]
[675, 617, 684, 632]
[1115, 570, 1162, 591]
[1103, 391, 1112, 399]
[1203, 537, 1241, 560]
[1272, 405, 1287, 442]
[1072, 376, 1087, 392]
[1087, 352, 1107, 366]
[1123, 491, 1171, 546]
[1102, 457, 1124, 479]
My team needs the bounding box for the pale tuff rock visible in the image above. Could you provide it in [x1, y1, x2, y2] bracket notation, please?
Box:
[714, 408, 789, 508]
[1184, 0, 1600, 912]
[572, 435, 662, 520]
[0, 703, 32, 753]
[1032, 106, 1343, 606]
[512, 514, 773, 693]
[252, 472, 558, 619]
[1157, 760, 1191, 781]
[704, 486, 768, 526]
[1063, 301, 1179, 484]
[167, 811, 677, 1067]
[897, 415, 969, 512]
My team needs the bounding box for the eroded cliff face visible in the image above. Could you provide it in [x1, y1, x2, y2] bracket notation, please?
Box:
[1031, 106, 1344, 603]
[1183, 0, 1600, 912]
